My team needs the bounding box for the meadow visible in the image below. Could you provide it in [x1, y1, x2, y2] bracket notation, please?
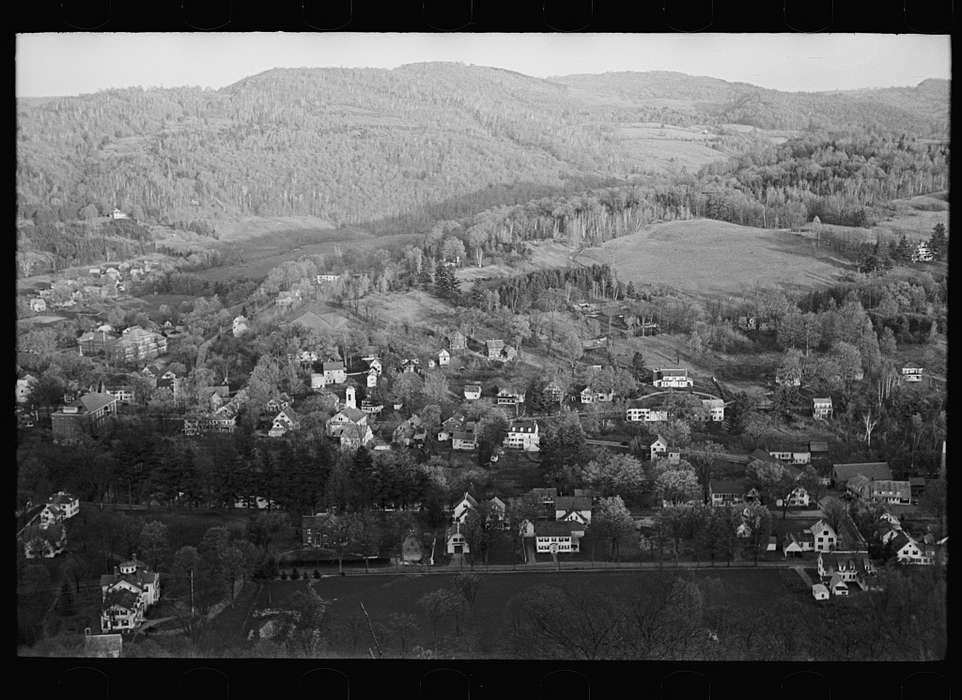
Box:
[576, 218, 849, 297]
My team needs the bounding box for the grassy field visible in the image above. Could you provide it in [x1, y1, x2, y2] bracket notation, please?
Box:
[240, 568, 796, 656]
[576, 219, 849, 297]
[873, 192, 949, 241]
[456, 241, 574, 285]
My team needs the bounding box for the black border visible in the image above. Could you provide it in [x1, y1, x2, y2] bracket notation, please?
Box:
[8, 1, 958, 699]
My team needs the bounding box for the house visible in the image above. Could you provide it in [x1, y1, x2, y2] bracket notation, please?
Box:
[28, 297, 47, 312]
[486, 496, 509, 530]
[700, 398, 726, 421]
[782, 531, 815, 557]
[625, 404, 670, 423]
[452, 492, 479, 524]
[766, 536, 778, 552]
[528, 487, 558, 514]
[463, 384, 482, 401]
[808, 520, 838, 553]
[503, 420, 540, 451]
[104, 327, 168, 363]
[264, 394, 293, 414]
[776, 486, 812, 509]
[51, 392, 119, 442]
[650, 435, 669, 461]
[900, 363, 924, 382]
[319, 360, 348, 387]
[438, 415, 464, 442]
[768, 447, 812, 465]
[16, 375, 38, 404]
[832, 461, 892, 487]
[100, 558, 161, 633]
[812, 397, 833, 420]
[808, 440, 828, 457]
[653, 368, 693, 389]
[301, 513, 330, 547]
[451, 425, 478, 451]
[709, 478, 749, 507]
[889, 532, 932, 565]
[856, 479, 912, 505]
[316, 274, 340, 283]
[268, 407, 300, 438]
[811, 583, 830, 601]
[817, 551, 874, 583]
[400, 532, 425, 565]
[446, 522, 469, 555]
[48, 492, 79, 519]
[83, 630, 123, 658]
[78, 329, 119, 356]
[554, 496, 592, 526]
[437, 349, 451, 366]
[534, 521, 583, 553]
[579, 385, 614, 404]
[911, 241, 933, 262]
[735, 521, 752, 539]
[326, 408, 374, 449]
[828, 574, 849, 597]
[360, 399, 383, 415]
[21, 523, 66, 559]
[485, 339, 505, 360]
[496, 387, 525, 406]
[543, 380, 565, 404]
[232, 315, 249, 337]
[447, 331, 467, 351]
[393, 414, 425, 447]
[111, 208, 128, 219]
[399, 358, 422, 375]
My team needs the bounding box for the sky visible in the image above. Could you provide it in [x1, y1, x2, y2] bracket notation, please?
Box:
[16, 33, 950, 98]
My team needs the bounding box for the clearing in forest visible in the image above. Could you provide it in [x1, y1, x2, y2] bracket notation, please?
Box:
[576, 218, 849, 297]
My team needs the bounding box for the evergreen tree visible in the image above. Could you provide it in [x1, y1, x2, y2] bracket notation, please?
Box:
[929, 222, 947, 258]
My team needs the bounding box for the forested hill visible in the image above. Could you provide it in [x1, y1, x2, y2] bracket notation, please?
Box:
[17, 64, 948, 229]
[553, 72, 949, 135]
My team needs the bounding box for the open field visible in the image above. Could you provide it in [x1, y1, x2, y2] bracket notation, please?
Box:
[242, 567, 795, 656]
[362, 289, 455, 327]
[873, 192, 949, 241]
[576, 219, 849, 297]
[456, 241, 575, 284]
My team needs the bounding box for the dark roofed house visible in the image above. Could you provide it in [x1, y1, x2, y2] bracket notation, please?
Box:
[709, 478, 748, 507]
[832, 462, 892, 486]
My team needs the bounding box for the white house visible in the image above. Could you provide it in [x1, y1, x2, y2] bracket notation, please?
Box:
[463, 384, 482, 401]
[900, 364, 924, 382]
[534, 521, 583, 553]
[649, 435, 669, 461]
[782, 532, 815, 557]
[808, 520, 837, 553]
[437, 349, 451, 366]
[48, 492, 79, 519]
[769, 448, 812, 465]
[503, 420, 540, 451]
[452, 492, 479, 524]
[268, 407, 300, 438]
[496, 387, 525, 406]
[325, 408, 373, 449]
[890, 533, 932, 565]
[554, 496, 592, 525]
[452, 427, 478, 451]
[817, 551, 875, 583]
[811, 583, 830, 601]
[446, 522, 469, 555]
[653, 368, 693, 389]
[318, 361, 347, 386]
[29, 297, 47, 313]
[438, 415, 464, 442]
[700, 398, 726, 421]
[626, 405, 670, 423]
[776, 486, 812, 509]
[812, 397, 833, 420]
[100, 558, 160, 633]
[828, 574, 849, 597]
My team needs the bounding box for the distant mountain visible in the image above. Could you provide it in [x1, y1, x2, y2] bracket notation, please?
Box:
[16, 64, 949, 229]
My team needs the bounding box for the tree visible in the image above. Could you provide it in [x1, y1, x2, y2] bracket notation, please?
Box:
[583, 453, 648, 504]
[929, 222, 947, 258]
[659, 419, 692, 448]
[591, 496, 636, 560]
[386, 612, 421, 656]
[740, 502, 772, 565]
[138, 520, 170, 571]
[654, 467, 701, 507]
[539, 411, 592, 490]
[460, 508, 490, 567]
[58, 580, 76, 617]
[918, 478, 946, 535]
[418, 588, 468, 647]
[452, 572, 482, 610]
[820, 497, 847, 535]
[312, 512, 364, 575]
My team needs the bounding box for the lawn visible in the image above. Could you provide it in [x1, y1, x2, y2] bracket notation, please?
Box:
[576, 218, 849, 297]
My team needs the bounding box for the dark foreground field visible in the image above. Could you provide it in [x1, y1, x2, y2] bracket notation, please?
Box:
[242, 568, 797, 657]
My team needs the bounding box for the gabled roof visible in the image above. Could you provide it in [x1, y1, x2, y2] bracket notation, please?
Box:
[710, 478, 746, 494]
[507, 420, 538, 433]
[457, 492, 479, 508]
[334, 407, 366, 423]
[529, 487, 558, 499]
[535, 521, 583, 537]
[451, 430, 477, 441]
[554, 496, 592, 512]
[847, 474, 872, 492]
[79, 392, 117, 414]
[809, 520, 835, 535]
[322, 360, 345, 372]
[464, 384, 482, 392]
[657, 368, 689, 376]
[889, 532, 916, 552]
[103, 588, 140, 611]
[833, 462, 892, 482]
[809, 441, 828, 453]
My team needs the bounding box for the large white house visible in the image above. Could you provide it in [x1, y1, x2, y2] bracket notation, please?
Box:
[313, 360, 347, 388]
[653, 368, 693, 389]
[503, 420, 540, 451]
[325, 407, 373, 448]
[626, 404, 670, 423]
[812, 397, 833, 420]
[100, 558, 160, 633]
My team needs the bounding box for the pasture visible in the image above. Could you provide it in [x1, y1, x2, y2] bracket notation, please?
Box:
[576, 219, 848, 297]
[873, 192, 948, 241]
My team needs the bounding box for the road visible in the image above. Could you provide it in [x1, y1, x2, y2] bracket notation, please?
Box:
[315, 558, 804, 578]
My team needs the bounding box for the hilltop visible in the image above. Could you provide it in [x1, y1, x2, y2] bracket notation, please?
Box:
[17, 63, 948, 232]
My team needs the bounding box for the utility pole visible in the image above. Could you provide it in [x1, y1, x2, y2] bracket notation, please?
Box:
[189, 568, 194, 617]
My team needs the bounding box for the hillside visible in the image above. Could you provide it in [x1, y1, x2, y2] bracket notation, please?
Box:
[17, 64, 948, 232]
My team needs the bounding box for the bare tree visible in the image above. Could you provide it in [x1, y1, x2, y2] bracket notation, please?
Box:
[862, 410, 879, 448]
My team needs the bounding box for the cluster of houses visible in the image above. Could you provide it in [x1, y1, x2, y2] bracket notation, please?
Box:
[23, 259, 156, 313]
[77, 323, 168, 363]
[18, 491, 80, 559]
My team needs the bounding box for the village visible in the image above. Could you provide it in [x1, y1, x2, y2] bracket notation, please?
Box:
[15, 238, 948, 657]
